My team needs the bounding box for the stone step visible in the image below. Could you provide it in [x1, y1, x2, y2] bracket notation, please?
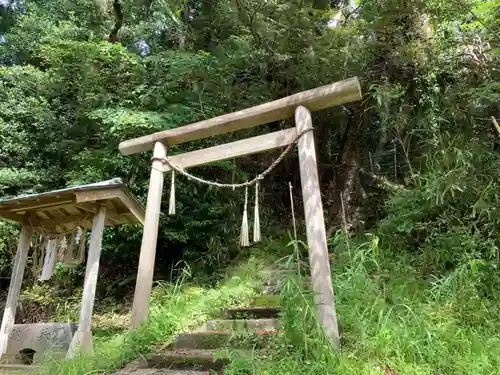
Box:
[114, 304, 283, 373]
[223, 307, 280, 319]
[172, 330, 278, 350]
[172, 332, 230, 350]
[200, 318, 279, 332]
[251, 295, 280, 307]
[119, 348, 227, 372]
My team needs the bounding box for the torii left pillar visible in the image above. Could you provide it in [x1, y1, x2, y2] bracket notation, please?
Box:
[0, 226, 33, 356]
[130, 142, 167, 329]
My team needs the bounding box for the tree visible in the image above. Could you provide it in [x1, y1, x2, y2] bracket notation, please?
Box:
[0, 0, 498, 293]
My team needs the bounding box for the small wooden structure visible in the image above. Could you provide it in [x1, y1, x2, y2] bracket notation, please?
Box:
[0, 178, 145, 359]
[119, 77, 363, 347]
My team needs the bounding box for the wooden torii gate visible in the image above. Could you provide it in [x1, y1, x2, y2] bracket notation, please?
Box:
[119, 77, 362, 346]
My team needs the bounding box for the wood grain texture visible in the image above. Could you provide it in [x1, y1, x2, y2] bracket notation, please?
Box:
[491, 116, 500, 136]
[116, 191, 146, 225]
[67, 205, 106, 358]
[8, 199, 74, 212]
[75, 189, 120, 203]
[119, 77, 362, 155]
[295, 105, 340, 348]
[0, 210, 25, 223]
[0, 226, 33, 356]
[78, 205, 106, 331]
[0, 186, 145, 229]
[130, 142, 167, 329]
[159, 128, 297, 172]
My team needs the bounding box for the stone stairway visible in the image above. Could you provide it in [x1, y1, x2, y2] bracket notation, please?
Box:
[115, 306, 281, 375]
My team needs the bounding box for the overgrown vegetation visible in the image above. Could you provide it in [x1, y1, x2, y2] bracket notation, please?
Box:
[37, 256, 267, 375]
[0, 0, 499, 374]
[223, 236, 500, 375]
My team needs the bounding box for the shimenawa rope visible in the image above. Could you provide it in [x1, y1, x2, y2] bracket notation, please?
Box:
[160, 127, 313, 246]
[156, 127, 313, 189]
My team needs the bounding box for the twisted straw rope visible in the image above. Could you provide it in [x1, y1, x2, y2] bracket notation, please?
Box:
[154, 127, 313, 189]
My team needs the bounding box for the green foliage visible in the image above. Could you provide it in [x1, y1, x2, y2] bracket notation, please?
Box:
[0, 0, 499, 372]
[378, 135, 500, 295]
[223, 236, 500, 375]
[38, 256, 267, 375]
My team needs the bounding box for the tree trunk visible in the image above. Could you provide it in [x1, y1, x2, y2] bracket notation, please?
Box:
[108, 0, 123, 43]
[328, 116, 363, 233]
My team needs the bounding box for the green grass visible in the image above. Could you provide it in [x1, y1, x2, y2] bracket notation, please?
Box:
[222, 235, 500, 375]
[36, 234, 500, 375]
[37, 256, 269, 375]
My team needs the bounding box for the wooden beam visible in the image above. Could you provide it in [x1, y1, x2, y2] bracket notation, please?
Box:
[74, 190, 144, 225]
[158, 128, 297, 173]
[17, 203, 132, 232]
[81, 204, 136, 226]
[0, 210, 26, 224]
[130, 142, 166, 329]
[119, 77, 362, 155]
[491, 116, 500, 136]
[74, 202, 103, 215]
[34, 211, 51, 220]
[8, 199, 74, 213]
[108, 199, 121, 213]
[75, 189, 120, 203]
[0, 194, 64, 208]
[295, 105, 340, 348]
[0, 226, 33, 356]
[61, 206, 79, 216]
[116, 191, 145, 226]
[75, 202, 122, 220]
[32, 214, 93, 230]
[42, 210, 56, 219]
[42, 204, 86, 218]
[67, 205, 106, 358]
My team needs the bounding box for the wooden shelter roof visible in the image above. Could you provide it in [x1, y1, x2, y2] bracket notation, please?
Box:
[0, 178, 145, 233]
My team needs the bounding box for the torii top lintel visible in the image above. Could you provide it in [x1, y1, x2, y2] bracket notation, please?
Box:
[119, 77, 362, 156]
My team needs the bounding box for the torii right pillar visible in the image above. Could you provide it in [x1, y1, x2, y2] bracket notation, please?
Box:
[295, 105, 340, 348]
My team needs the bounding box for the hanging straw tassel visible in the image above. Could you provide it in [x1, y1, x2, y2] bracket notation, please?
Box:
[40, 239, 57, 281]
[253, 182, 261, 243]
[240, 186, 250, 247]
[75, 227, 86, 265]
[169, 170, 176, 215]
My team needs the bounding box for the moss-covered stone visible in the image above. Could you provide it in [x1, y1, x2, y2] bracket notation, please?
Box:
[251, 295, 281, 307]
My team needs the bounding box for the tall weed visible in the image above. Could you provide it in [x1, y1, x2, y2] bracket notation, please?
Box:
[227, 234, 500, 375]
[38, 256, 268, 375]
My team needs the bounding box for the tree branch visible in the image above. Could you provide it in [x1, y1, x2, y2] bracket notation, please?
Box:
[360, 168, 407, 193]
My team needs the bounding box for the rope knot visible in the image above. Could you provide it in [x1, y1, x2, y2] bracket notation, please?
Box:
[151, 156, 166, 163]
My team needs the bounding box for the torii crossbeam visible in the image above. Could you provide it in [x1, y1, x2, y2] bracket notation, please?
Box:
[119, 77, 362, 347]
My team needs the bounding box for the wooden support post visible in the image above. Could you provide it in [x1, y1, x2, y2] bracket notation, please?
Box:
[130, 142, 167, 329]
[67, 205, 106, 358]
[0, 226, 33, 356]
[492, 116, 500, 136]
[295, 105, 340, 348]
